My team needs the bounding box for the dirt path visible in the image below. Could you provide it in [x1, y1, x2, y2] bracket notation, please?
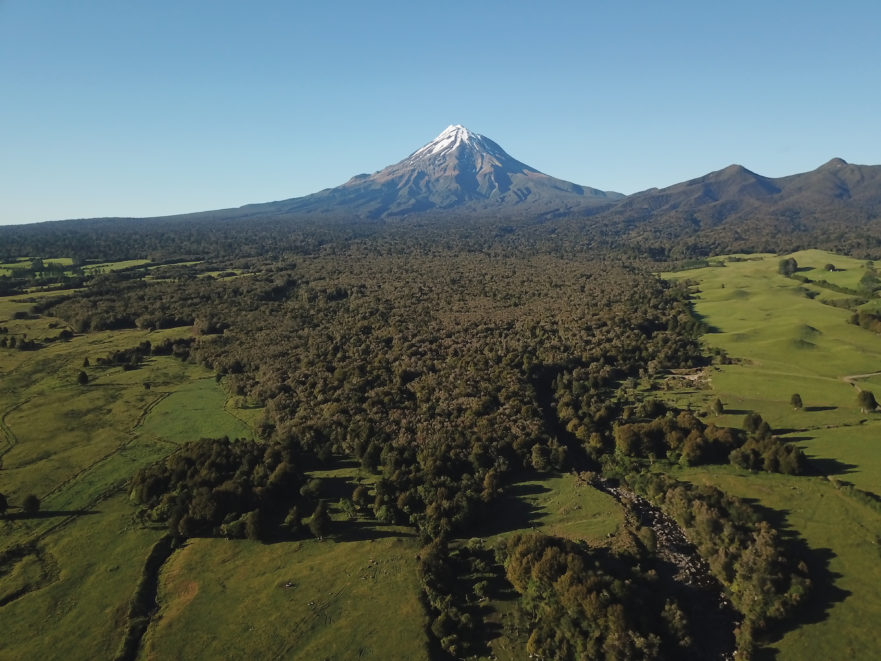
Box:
[842, 371, 881, 392]
[0, 398, 30, 463]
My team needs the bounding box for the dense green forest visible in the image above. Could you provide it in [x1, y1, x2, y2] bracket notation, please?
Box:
[2, 217, 880, 660]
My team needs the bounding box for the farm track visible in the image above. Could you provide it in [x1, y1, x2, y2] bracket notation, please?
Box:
[0, 398, 31, 462]
[40, 390, 174, 505]
[0, 390, 178, 608]
[2, 390, 177, 554]
[842, 371, 881, 393]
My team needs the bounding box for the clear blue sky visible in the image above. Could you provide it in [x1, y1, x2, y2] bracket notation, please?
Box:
[2, 0, 880, 225]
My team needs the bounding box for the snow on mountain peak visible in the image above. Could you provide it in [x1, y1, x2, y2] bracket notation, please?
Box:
[409, 124, 483, 159]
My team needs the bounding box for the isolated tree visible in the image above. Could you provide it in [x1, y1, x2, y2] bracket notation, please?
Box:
[309, 500, 331, 539]
[778, 258, 798, 277]
[857, 390, 878, 413]
[77, 370, 88, 386]
[22, 494, 40, 515]
[352, 485, 369, 510]
[244, 509, 263, 541]
[744, 412, 764, 434]
[299, 478, 322, 501]
[790, 393, 803, 410]
[711, 398, 724, 415]
[824, 263, 836, 272]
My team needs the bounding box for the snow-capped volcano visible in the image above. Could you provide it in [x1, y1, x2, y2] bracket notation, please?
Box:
[404, 124, 505, 161]
[255, 125, 623, 219]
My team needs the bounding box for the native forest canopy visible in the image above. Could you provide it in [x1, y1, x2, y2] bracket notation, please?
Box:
[3, 130, 881, 660]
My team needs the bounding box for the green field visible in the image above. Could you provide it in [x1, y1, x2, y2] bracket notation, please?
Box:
[664, 250, 881, 659]
[143, 535, 428, 660]
[665, 249, 881, 492]
[137, 377, 253, 443]
[0, 297, 264, 658]
[83, 259, 153, 273]
[483, 472, 623, 544]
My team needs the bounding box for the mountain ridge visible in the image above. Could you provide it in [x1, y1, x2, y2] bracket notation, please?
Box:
[3, 127, 881, 260]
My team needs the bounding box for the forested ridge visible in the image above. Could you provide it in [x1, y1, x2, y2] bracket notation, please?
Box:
[0, 221, 838, 660]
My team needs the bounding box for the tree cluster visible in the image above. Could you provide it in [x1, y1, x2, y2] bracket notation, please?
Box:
[496, 533, 694, 660]
[627, 472, 811, 657]
[130, 437, 310, 541]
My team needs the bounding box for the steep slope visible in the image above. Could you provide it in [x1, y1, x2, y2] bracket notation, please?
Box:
[588, 159, 881, 251]
[235, 125, 623, 219]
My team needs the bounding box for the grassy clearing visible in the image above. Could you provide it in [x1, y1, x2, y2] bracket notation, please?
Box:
[142, 535, 428, 661]
[663, 250, 881, 659]
[137, 377, 253, 443]
[83, 259, 152, 273]
[482, 472, 623, 544]
[1, 325, 208, 506]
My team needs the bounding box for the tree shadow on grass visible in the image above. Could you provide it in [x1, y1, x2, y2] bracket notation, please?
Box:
[738, 498, 850, 659]
[777, 435, 815, 444]
[475, 480, 550, 537]
[4, 508, 99, 521]
[805, 406, 838, 412]
[754, 545, 848, 661]
[805, 456, 858, 477]
[691, 310, 723, 334]
[314, 474, 356, 501]
[331, 519, 415, 542]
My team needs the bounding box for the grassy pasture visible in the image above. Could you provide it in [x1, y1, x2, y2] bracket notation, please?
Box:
[674, 466, 881, 660]
[664, 250, 881, 659]
[0, 494, 163, 661]
[137, 377, 253, 443]
[0, 299, 261, 658]
[665, 250, 881, 491]
[142, 535, 428, 660]
[83, 259, 152, 273]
